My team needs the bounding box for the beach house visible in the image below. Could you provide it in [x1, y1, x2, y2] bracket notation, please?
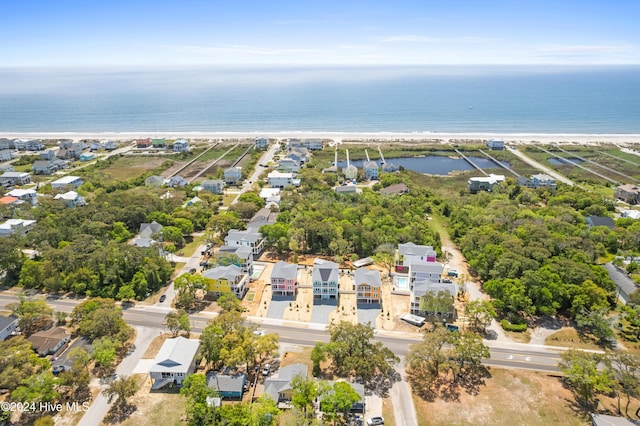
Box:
[363, 160, 379, 180]
[202, 264, 248, 298]
[6, 189, 38, 205]
[0, 219, 37, 237]
[173, 139, 189, 152]
[531, 173, 557, 188]
[355, 268, 381, 304]
[201, 179, 225, 194]
[486, 139, 505, 150]
[277, 158, 300, 173]
[51, 176, 83, 190]
[0, 149, 14, 162]
[615, 184, 640, 205]
[14, 139, 44, 151]
[216, 246, 254, 276]
[149, 337, 200, 389]
[224, 167, 243, 185]
[267, 171, 300, 189]
[468, 174, 505, 193]
[270, 261, 298, 296]
[224, 229, 265, 255]
[264, 364, 308, 407]
[410, 280, 457, 317]
[32, 159, 66, 175]
[54, 191, 87, 208]
[0, 171, 32, 186]
[254, 137, 269, 150]
[312, 259, 339, 300]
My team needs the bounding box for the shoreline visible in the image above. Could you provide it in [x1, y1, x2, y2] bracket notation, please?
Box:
[2, 131, 640, 145]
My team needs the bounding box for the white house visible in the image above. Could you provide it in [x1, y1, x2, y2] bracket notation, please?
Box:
[278, 158, 300, 173]
[0, 171, 32, 186]
[259, 187, 281, 207]
[0, 149, 14, 162]
[201, 179, 225, 194]
[51, 175, 83, 190]
[486, 139, 505, 150]
[267, 171, 300, 189]
[468, 174, 505, 193]
[54, 191, 86, 208]
[224, 229, 265, 255]
[0, 219, 37, 236]
[6, 188, 37, 205]
[0, 314, 18, 341]
[531, 173, 557, 188]
[173, 139, 190, 152]
[149, 337, 201, 389]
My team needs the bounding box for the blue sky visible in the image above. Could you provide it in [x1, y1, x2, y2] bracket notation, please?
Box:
[2, 0, 639, 67]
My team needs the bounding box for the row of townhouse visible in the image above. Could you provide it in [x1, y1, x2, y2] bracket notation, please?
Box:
[135, 138, 190, 152]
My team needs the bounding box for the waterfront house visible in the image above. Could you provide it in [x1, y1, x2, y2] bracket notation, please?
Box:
[224, 229, 265, 256]
[201, 179, 225, 194]
[312, 259, 339, 300]
[468, 174, 505, 193]
[149, 337, 200, 389]
[202, 264, 248, 298]
[173, 139, 189, 152]
[264, 364, 308, 407]
[486, 139, 505, 150]
[355, 268, 381, 304]
[267, 171, 300, 189]
[531, 173, 556, 188]
[136, 138, 151, 148]
[166, 176, 187, 187]
[89, 141, 101, 151]
[51, 176, 83, 190]
[103, 140, 118, 151]
[54, 191, 86, 208]
[270, 261, 298, 296]
[14, 139, 44, 151]
[254, 137, 269, 149]
[0, 314, 18, 341]
[0, 171, 32, 186]
[27, 327, 70, 356]
[0, 149, 14, 162]
[363, 160, 379, 180]
[342, 164, 358, 181]
[207, 371, 246, 399]
[224, 167, 243, 185]
[615, 184, 640, 205]
[151, 138, 166, 149]
[0, 219, 37, 237]
[0, 139, 11, 150]
[382, 161, 399, 173]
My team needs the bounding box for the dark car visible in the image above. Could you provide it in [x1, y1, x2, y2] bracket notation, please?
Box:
[159, 295, 166, 303]
[189, 268, 197, 274]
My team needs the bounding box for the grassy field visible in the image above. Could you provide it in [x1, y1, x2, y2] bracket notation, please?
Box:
[414, 368, 588, 426]
[97, 156, 171, 181]
[544, 328, 602, 350]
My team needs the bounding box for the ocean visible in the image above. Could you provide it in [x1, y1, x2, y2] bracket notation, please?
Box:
[0, 66, 639, 133]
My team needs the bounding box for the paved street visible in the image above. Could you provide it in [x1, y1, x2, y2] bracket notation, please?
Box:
[604, 261, 637, 303]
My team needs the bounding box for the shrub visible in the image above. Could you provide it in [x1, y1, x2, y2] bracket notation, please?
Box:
[500, 319, 528, 332]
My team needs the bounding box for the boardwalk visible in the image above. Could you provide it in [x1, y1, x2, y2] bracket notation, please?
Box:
[506, 147, 575, 186]
[478, 149, 520, 177]
[454, 149, 487, 176]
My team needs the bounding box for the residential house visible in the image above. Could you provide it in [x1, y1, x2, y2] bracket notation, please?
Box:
[80, 153, 95, 162]
[39, 150, 56, 160]
[32, 159, 66, 175]
[259, 187, 281, 207]
[0, 164, 14, 172]
[615, 184, 640, 205]
[183, 196, 202, 207]
[151, 138, 166, 149]
[0, 219, 37, 236]
[380, 183, 409, 196]
[267, 171, 300, 189]
[217, 246, 254, 276]
[270, 261, 298, 296]
[486, 139, 505, 150]
[0, 171, 32, 186]
[411, 280, 457, 317]
[516, 176, 535, 188]
[60, 144, 84, 159]
[312, 259, 339, 300]
[621, 209, 640, 220]
[304, 139, 323, 150]
[409, 262, 444, 286]
[51, 175, 83, 190]
[398, 242, 438, 267]
[586, 215, 615, 229]
[27, 327, 70, 356]
[56, 149, 69, 160]
[14, 139, 44, 151]
[531, 173, 557, 188]
[102, 140, 118, 150]
[224, 167, 243, 185]
[0, 149, 14, 162]
[207, 371, 246, 399]
[139, 221, 163, 239]
[342, 164, 358, 181]
[287, 148, 309, 164]
[89, 141, 102, 151]
[468, 174, 505, 193]
[363, 160, 379, 180]
[54, 191, 87, 208]
[334, 184, 359, 194]
[355, 268, 381, 304]
[0, 139, 11, 150]
[6, 189, 37, 205]
[202, 264, 248, 298]
[173, 139, 189, 152]
[277, 158, 300, 173]
[166, 176, 187, 187]
[136, 138, 151, 148]
[224, 229, 265, 256]
[382, 162, 399, 173]
[145, 175, 165, 187]
[149, 337, 200, 389]
[0, 314, 18, 341]
[247, 207, 278, 232]
[201, 179, 225, 194]
[254, 137, 269, 150]
[0, 196, 19, 206]
[264, 363, 308, 407]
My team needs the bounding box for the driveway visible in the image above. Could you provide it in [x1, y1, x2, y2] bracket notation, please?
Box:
[311, 299, 337, 324]
[357, 303, 380, 326]
[389, 359, 418, 426]
[53, 336, 92, 370]
[604, 262, 637, 304]
[266, 296, 294, 319]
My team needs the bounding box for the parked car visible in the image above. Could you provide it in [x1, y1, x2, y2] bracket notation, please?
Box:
[442, 278, 453, 284]
[447, 269, 459, 277]
[189, 268, 197, 274]
[262, 364, 271, 376]
[253, 330, 266, 336]
[52, 365, 66, 375]
[367, 417, 384, 425]
[159, 295, 166, 303]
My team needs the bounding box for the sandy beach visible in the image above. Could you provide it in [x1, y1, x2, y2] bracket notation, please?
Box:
[2, 131, 640, 146]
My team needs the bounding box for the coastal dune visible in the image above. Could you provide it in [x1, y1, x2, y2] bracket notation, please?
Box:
[2, 131, 640, 145]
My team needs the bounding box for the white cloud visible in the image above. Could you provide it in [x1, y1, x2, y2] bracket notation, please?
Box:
[538, 44, 632, 54]
[375, 35, 498, 43]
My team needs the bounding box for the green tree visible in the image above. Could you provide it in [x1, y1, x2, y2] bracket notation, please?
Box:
[174, 273, 208, 311]
[373, 243, 396, 275]
[250, 394, 280, 426]
[464, 300, 496, 333]
[291, 375, 319, 419]
[560, 350, 614, 409]
[180, 374, 217, 426]
[606, 350, 640, 416]
[91, 337, 118, 372]
[199, 323, 223, 368]
[311, 342, 327, 377]
[8, 298, 53, 336]
[72, 298, 132, 343]
[12, 371, 60, 405]
[164, 310, 190, 337]
[217, 292, 244, 312]
[217, 403, 252, 425]
[419, 290, 455, 317]
[0, 336, 49, 391]
[575, 308, 616, 347]
[319, 381, 361, 425]
[116, 284, 136, 302]
[102, 375, 140, 414]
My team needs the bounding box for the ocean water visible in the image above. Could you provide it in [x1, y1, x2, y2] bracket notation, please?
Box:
[0, 66, 639, 133]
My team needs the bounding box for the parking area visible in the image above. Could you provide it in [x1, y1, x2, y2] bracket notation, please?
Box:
[52, 336, 92, 370]
[357, 303, 381, 326]
[311, 299, 337, 324]
[266, 295, 295, 319]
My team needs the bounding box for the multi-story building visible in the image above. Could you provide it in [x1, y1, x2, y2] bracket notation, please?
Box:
[312, 259, 339, 300]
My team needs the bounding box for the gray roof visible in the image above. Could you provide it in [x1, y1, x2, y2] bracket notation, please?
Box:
[202, 265, 243, 281]
[413, 280, 456, 298]
[0, 314, 17, 331]
[264, 364, 308, 401]
[207, 372, 246, 394]
[398, 242, 434, 257]
[363, 160, 378, 170]
[139, 221, 163, 238]
[150, 337, 200, 374]
[218, 245, 253, 260]
[410, 262, 444, 275]
[226, 229, 262, 244]
[271, 261, 298, 281]
[312, 259, 339, 283]
[381, 183, 409, 195]
[354, 268, 381, 288]
[586, 215, 615, 228]
[32, 160, 52, 168]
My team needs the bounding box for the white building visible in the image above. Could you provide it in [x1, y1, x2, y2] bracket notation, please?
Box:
[267, 171, 300, 189]
[51, 175, 83, 190]
[0, 219, 37, 236]
[149, 337, 200, 389]
[468, 174, 505, 193]
[224, 229, 265, 256]
[54, 191, 86, 208]
[6, 188, 37, 205]
[173, 139, 190, 152]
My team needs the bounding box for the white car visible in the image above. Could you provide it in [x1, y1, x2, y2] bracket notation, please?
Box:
[262, 364, 271, 376]
[367, 417, 384, 425]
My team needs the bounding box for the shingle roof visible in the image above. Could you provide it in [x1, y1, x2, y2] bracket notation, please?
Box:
[354, 268, 381, 288]
[0, 314, 17, 331]
[398, 242, 434, 257]
[413, 280, 457, 298]
[264, 364, 308, 401]
[207, 372, 246, 394]
[271, 261, 298, 281]
[312, 259, 339, 283]
[202, 265, 243, 281]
